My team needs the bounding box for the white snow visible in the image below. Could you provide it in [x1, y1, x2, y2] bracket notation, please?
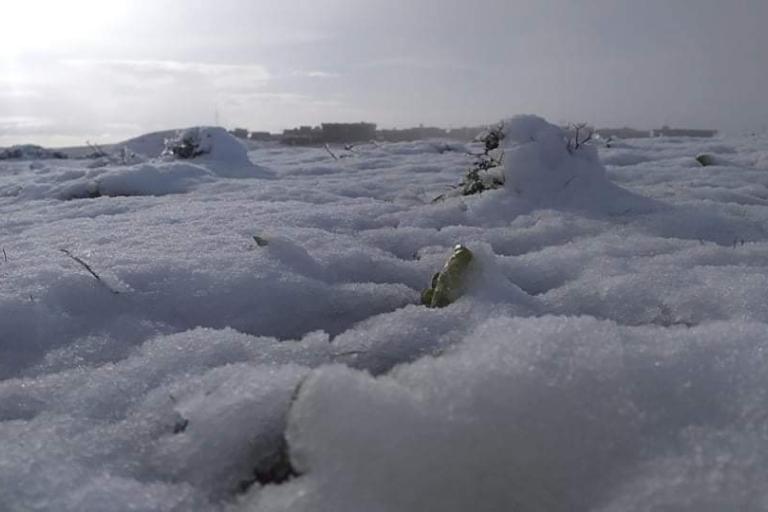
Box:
[161, 127, 274, 178]
[2, 117, 768, 511]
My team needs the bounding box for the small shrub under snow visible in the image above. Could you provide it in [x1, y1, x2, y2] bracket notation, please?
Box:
[491, 115, 654, 214]
[163, 128, 213, 160]
[162, 127, 273, 178]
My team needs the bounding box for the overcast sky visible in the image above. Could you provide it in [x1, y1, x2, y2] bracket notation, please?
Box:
[1, 0, 767, 146]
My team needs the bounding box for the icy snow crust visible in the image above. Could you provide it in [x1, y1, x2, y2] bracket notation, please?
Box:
[2, 117, 768, 510]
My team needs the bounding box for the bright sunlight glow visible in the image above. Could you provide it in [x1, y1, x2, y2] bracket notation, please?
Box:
[0, 0, 127, 58]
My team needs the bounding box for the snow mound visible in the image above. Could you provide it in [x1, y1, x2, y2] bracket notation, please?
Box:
[601, 150, 651, 166]
[93, 163, 213, 197]
[0, 327, 324, 509]
[0, 144, 67, 160]
[498, 115, 654, 213]
[254, 316, 768, 512]
[46, 163, 213, 200]
[163, 127, 273, 178]
[118, 129, 178, 158]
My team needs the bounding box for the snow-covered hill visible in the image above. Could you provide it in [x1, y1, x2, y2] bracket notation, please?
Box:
[2, 118, 768, 511]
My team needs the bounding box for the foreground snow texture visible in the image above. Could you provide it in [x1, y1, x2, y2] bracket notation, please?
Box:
[2, 118, 768, 510]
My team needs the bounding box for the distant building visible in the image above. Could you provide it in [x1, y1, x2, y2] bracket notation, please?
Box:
[653, 126, 717, 138]
[377, 125, 447, 142]
[274, 122, 484, 146]
[248, 131, 273, 141]
[282, 126, 322, 145]
[230, 128, 249, 139]
[321, 122, 377, 143]
[375, 125, 486, 142]
[596, 127, 652, 139]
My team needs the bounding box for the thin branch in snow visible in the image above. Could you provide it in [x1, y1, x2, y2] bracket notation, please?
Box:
[323, 144, 338, 160]
[566, 123, 594, 153]
[59, 248, 120, 294]
[332, 349, 368, 359]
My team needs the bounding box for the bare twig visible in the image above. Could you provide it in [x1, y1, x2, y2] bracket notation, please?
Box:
[86, 141, 120, 164]
[567, 123, 594, 153]
[86, 141, 108, 158]
[59, 248, 120, 294]
[578, 130, 593, 148]
[60, 248, 101, 281]
[323, 143, 338, 160]
[2, 248, 6, 263]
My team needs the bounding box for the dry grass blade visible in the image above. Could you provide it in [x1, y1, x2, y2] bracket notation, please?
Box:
[323, 143, 339, 160]
[59, 248, 120, 294]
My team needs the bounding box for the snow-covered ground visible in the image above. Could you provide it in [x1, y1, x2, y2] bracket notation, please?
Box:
[2, 117, 768, 511]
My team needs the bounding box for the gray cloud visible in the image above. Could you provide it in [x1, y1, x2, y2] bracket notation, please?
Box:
[2, 0, 767, 146]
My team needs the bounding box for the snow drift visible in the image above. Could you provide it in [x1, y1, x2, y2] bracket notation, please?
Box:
[3, 127, 274, 201]
[0, 144, 68, 160]
[498, 115, 656, 213]
[161, 127, 273, 178]
[2, 116, 768, 511]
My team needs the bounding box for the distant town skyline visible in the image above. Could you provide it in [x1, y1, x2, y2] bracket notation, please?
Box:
[2, 0, 767, 147]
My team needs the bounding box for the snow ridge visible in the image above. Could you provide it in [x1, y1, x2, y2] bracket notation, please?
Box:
[1, 116, 768, 511]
